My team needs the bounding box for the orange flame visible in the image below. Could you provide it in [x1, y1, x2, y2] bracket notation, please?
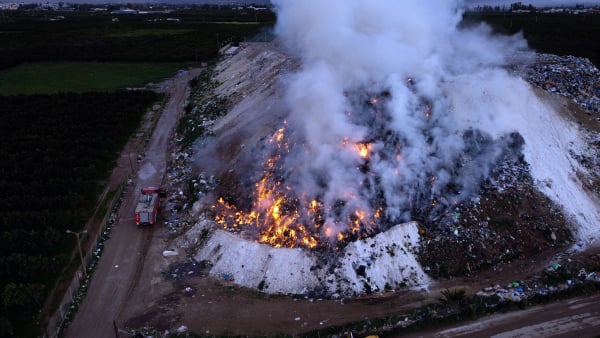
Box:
[355, 143, 371, 159]
[212, 126, 379, 249]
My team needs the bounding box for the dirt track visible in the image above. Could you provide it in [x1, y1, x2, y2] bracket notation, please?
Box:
[405, 293, 600, 338]
[65, 68, 203, 338]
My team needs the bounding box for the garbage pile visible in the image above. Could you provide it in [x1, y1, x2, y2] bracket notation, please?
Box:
[163, 150, 194, 232]
[164, 146, 221, 236]
[477, 259, 600, 303]
[527, 54, 600, 115]
[308, 254, 600, 337]
[418, 154, 573, 278]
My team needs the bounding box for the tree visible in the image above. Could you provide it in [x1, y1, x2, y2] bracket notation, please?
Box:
[1, 282, 45, 309]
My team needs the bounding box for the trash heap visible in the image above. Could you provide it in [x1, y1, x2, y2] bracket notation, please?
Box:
[164, 147, 220, 236]
[417, 153, 573, 279]
[303, 256, 600, 337]
[527, 54, 600, 115]
[476, 265, 600, 302]
[163, 149, 194, 232]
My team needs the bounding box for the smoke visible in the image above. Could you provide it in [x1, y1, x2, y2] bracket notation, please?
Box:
[264, 0, 531, 236]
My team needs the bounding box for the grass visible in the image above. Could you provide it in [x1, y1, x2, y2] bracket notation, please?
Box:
[0, 62, 190, 95]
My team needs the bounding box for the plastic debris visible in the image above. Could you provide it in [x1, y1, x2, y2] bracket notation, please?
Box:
[162, 249, 178, 257]
[527, 54, 600, 114]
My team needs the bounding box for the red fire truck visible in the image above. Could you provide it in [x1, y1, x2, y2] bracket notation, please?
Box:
[135, 187, 160, 225]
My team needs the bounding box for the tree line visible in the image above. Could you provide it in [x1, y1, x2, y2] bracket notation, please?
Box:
[0, 9, 273, 70]
[0, 91, 161, 337]
[462, 12, 600, 67]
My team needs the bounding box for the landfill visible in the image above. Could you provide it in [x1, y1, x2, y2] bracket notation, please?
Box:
[527, 53, 600, 115]
[475, 264, 600, 302]
[159, 44, 600, 301]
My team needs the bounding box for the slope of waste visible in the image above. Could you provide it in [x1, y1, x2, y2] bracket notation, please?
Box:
[161, 41, 600, 298]
[167, 42, 432, 295]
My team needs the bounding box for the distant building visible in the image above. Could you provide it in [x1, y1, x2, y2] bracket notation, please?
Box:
[511, 9, 531, 13]
[110, 8, 138, 15]
[0, 3, 19, 10]
[248, 6, 268, 11]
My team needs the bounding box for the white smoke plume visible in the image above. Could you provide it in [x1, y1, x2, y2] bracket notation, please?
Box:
[264, 0, 532, 237]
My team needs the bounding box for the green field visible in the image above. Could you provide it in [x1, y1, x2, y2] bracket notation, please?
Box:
[0, 62, 189, 95]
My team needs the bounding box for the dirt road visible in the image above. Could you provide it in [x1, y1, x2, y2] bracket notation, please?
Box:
[65, 68, 202, 338]
[405, 293, 600, 338]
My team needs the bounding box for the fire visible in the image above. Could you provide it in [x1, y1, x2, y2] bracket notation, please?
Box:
[212, 126, 380, 249]
[210, 80, 464, 251]
[210, 87, 430, 250]
[341, 138, 372, 160]
[274, 127, 285, 142]
[355, 143, 371, 159]
[425, 104, 431, 119]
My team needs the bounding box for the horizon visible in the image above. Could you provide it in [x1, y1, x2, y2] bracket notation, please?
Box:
[1, 0, 600, 6]
[0, 0, 270, 4]
[467, 0, 600, 7]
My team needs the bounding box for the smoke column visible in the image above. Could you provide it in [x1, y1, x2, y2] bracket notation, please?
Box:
[267, 0, 533, 235]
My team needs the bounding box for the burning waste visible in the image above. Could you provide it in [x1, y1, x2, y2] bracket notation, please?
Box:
[177, 0, 600, 295]
[209, 0, 538, 250]
[211, 85, 526, 251]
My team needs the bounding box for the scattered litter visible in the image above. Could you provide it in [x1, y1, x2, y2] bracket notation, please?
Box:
[162, 249, 178, 257]
[527, 53, 600, 114]
[165, 259, 210, 282]
[587, 272, 600, 281]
